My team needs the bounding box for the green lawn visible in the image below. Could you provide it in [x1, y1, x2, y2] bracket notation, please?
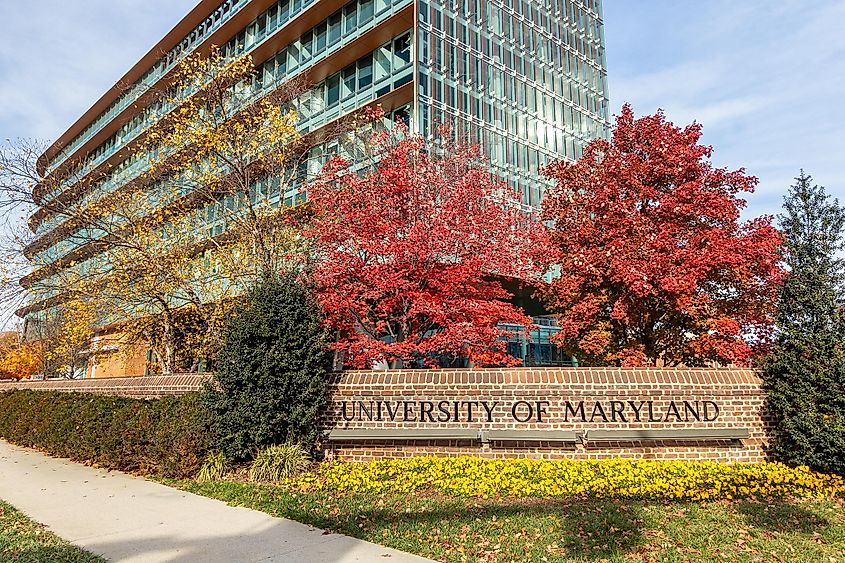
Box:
[169, 480, 845, 562]
[0, 500, 103, 563]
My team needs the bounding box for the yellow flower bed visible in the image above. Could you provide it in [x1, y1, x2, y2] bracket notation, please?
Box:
[289, 457, 845, 501]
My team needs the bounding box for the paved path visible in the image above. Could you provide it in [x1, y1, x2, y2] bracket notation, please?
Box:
[0, 440, 432, 563]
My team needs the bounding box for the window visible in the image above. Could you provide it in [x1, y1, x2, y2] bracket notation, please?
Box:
[328, 13, 342, 45]
[342, 64, 356, 98]
[394, 33, 411, 65]
[393, 107, 410, 126]
[300, 31, 313, 62]
[287, 43, 300, 70]
[358, 54, 373, 88]
[374, 45, 391, 82]
[326, 74, 340, 106]
[344, 3, 357, 33]
[360, 0, 374, 23]
[315, 23, 327, 52]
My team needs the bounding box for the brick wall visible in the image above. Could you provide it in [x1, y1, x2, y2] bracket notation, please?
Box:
[323, 368, 772, 462]
[0, 374, 212, 399]
[1, 368, 773, 462]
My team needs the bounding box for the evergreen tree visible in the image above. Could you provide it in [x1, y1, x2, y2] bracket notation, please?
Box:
[765, 171, 845, 474]
[205, 273, 331, 460]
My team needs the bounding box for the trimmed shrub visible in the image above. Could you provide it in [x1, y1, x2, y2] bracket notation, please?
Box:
[204, 273, 331, 461]
[249, 443, 309, 482]
[0, 390, 215, 478]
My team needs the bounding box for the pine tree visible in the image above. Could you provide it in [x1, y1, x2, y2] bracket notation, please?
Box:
[765, 171, 845, 474]
[205, 273, 331, 461]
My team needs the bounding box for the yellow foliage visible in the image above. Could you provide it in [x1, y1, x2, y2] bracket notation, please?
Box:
[47, 300, 96, 376]
[0, 337, 42, 380]
[33, 46, 306, 375]
[287, 457, 845, 501]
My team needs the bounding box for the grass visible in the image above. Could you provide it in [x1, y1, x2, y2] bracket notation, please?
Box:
[0, 500, 104, 563]
[166, 479, 845, 562]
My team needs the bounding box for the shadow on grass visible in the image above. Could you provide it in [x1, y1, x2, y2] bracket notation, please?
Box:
[735, 500, 829, 534]
[176, 480, 845, 561]
[0, 544, 104, 563]
[374, 499, 647, 560]
[185, 481, 651, 561]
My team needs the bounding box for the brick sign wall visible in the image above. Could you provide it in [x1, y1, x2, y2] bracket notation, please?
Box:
[1, 368, 773, 462]
[323, 368, 772, 462]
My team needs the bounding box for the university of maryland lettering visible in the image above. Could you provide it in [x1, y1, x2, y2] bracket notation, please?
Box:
[339, 399, 721, 424]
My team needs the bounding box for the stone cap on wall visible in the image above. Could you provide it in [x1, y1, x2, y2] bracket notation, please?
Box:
[329, 368, 764, 387]
[0, 368, 765, 399]
[0, 374, 213, 398]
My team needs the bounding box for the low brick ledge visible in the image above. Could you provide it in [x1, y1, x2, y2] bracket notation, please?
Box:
[0, 374, 213, 398]
[329, 367, 764, 386]
[0, 368, 764, 400]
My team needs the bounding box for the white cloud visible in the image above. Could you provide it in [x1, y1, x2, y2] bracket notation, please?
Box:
[604, 0, 845, 221]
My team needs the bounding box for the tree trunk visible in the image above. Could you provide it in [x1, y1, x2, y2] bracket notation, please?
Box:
[389, 324, 407, 369]
[160, 312, 177, 375]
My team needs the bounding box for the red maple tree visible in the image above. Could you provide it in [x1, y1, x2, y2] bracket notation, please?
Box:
[540, 105, 785, 367]
[303, 125, 538, 368]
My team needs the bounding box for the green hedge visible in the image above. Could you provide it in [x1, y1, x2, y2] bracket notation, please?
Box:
[0, 390, 215, 478]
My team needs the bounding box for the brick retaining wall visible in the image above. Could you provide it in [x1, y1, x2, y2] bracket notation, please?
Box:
[323, 368, 772, 462]
[0, 374, 212, 398]
[1, 368, 773, 462]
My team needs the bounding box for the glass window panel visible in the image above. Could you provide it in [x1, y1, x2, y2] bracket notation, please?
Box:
[342, 64, 356, 98]
[358, 53, 373, 88]
[326, 74, 340, 106]
[328, 13, 342, 45]
[315, 23, 327, 52]
[344, 3, 357, 33]
[300, 31, 313, 61]
[374, 45, 391, 82]
[360, 0, 374, 23]
[394, 33, 411, 65]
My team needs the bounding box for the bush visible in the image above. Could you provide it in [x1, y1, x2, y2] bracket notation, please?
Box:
[249, 443, 309, 482]
[289, 457, 845, 501]
[196, 451, 230, 482]
[0, 390, 215, 478]
[204, 273, 331, 461]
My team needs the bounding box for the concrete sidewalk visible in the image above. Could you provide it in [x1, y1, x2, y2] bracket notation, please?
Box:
[0, 440, 432, 563]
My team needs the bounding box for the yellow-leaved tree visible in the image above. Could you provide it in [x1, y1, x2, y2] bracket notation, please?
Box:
[1, 47, 326, 374]
[46, 299, 96, 379]
[0, 331, 42, 380]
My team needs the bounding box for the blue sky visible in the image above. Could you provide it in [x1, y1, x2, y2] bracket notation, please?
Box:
[603, 0, 845, 218]
[1, 0, 843, 220]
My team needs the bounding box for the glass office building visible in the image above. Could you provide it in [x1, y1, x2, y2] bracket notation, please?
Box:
[417, 0, 608, 207]
[23, 0, 608, 374]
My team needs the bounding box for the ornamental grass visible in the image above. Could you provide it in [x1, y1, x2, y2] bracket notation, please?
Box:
[288, 457, 845, 501]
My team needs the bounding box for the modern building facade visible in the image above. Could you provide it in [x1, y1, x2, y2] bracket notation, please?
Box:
[21, 0, 609, 376]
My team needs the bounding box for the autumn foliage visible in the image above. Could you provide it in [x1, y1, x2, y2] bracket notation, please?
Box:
[540, 105, 785, 367]
[9, 50, 307, 375]
[304, 124, 538, 368]
[0, 332, 41, 380]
